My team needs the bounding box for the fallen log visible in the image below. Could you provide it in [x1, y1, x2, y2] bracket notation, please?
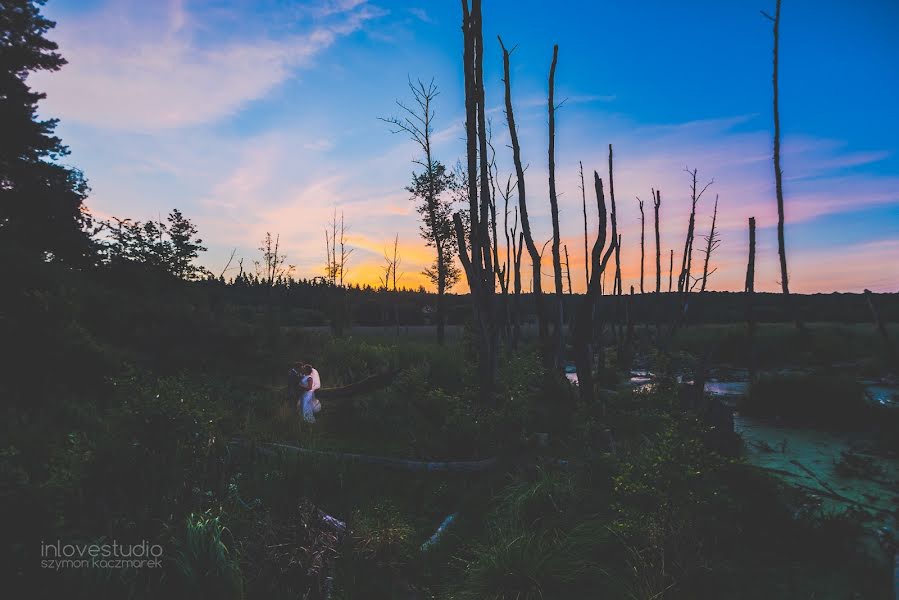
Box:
[232, 439, 499, 473]
[315, 370, 398, 399]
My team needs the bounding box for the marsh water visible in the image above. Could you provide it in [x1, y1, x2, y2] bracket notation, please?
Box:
[566, 366, 899, 549]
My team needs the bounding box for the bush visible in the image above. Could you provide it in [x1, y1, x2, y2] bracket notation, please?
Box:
[739, 373, 869, 428]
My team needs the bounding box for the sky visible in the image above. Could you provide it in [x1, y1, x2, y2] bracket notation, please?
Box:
[32, 0, 899, 293]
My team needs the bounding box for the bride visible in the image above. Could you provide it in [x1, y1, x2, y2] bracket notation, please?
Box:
[298, 363, 322, 423]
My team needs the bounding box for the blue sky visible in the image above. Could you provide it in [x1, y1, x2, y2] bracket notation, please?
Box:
[33, 0, 899, 291]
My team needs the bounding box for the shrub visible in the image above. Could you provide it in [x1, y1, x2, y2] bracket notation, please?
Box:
[739, 373, 868, 428]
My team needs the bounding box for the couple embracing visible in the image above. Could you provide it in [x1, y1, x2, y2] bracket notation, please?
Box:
[289, 362, 321, 423]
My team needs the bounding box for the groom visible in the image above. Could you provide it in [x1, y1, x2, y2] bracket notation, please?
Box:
[297, 363, 322, 423]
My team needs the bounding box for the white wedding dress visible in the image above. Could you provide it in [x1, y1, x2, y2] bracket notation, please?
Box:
[300, 368, 322, 423]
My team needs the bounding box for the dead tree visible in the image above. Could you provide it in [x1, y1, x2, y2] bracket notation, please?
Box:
[580, 161, 589, 287]
[614, 233, 622, 296]
[500, 35, 548, 360]
[382, 235, 403, 336]
[495, 171, 515, 341]
[257, 232, 292, 285]
[637, 196, 645, 293]
[572, 170, 617, 405]
[608, 145, 621, 298]
[455, 0, 498, 397]
[654, 189, 661, 293]
[699, 194, 721, 292]
[746, 217, 757, 384]
[668, 249, 674, 292]
[547, 44, 564, 368]
[677, 168, 713, 293]
[762, 0, 804, 333]
[564, 244, 573, 294]
[510, 210, 524, 348]
[324, 209, 352, 286]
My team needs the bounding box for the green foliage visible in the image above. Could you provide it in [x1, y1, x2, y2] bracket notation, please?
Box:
[455, 525, 604, 600]
[171, 511, 244, 599]
[495, 469, 576, 528]
[350, 500, 415, 567]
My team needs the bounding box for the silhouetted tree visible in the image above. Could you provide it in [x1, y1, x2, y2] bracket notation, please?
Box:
[572, 169, 617, 405]
[455, 0, 498, 397]
[381, 78, 459, 344]
[104, 209, 207, 279]
[167, 209, 207, 280]
[762, 0, 804, 333]
[636, 196, 645, 293]
[547, 44, 564, 367]
[499, 35, 548, 361]
[746, 217, 757, 383]
[258, 232, 292, 285]
[677, 167, 713, 293]
[0, 0, 93, 265]
[654, 189, 661, 293]
[580, 162, 589, 287]
[698, 195, 721, 292]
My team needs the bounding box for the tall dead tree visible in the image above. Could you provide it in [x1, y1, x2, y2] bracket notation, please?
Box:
[746, 217, 757, 383]
[762, 0, 803, 333]
[499, 35, 548, 359]
[580, 161, 589, 287]
[324, 209, 353, 286]
[510, 209, 524, 347]
[653, 189, 661, 293]
[637, 196, 645, 293]
[564, 244, 572, 294]
[668, 249, 674, 292]
[614, 234, 622, 296]
[677, 168, 713, 293]
[609, 147, 621, 298]
[381, 235, 403, 335]
[547, 44, 564, 367]
[572, 170, 617, 405]
[699, 194, 721, 292]
[455, 0, 497, 397]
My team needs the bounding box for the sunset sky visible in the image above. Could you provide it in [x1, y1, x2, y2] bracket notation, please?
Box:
[33, 0, 899, 292]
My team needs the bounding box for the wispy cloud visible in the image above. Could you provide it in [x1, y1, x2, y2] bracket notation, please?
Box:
[35, 0, 383, 131]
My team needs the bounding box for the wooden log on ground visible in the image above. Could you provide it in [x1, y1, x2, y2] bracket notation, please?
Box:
[316, 370, 398, 399]
[233, 439, 500, 473]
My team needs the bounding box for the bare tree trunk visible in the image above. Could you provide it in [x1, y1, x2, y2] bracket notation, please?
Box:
[654, 189, 661, 293]
[572, 170, 616, 405]
[456, 0, 497, 398]
[499, 36, 548, 359]
[564, 244, 572, 295]
[512, 227, 524, 348]
[392, 234, 400, 336]
[581, 161, 589, 288]
[637, 197, 645, 293]
[699, 194, 720, 292]
[614, 233, 622, 296]
[678, 168, 712, 293]
[746, 217, 757, 384]
[668, 249, 674, 293]
[763, 0, 803, 333]
[547, 44, 564, 368]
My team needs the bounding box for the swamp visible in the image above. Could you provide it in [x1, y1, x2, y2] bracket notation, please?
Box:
[2, 0, 898, 598]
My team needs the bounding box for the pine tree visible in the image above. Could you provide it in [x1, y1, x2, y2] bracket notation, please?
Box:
[0, 0, 93, 264]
